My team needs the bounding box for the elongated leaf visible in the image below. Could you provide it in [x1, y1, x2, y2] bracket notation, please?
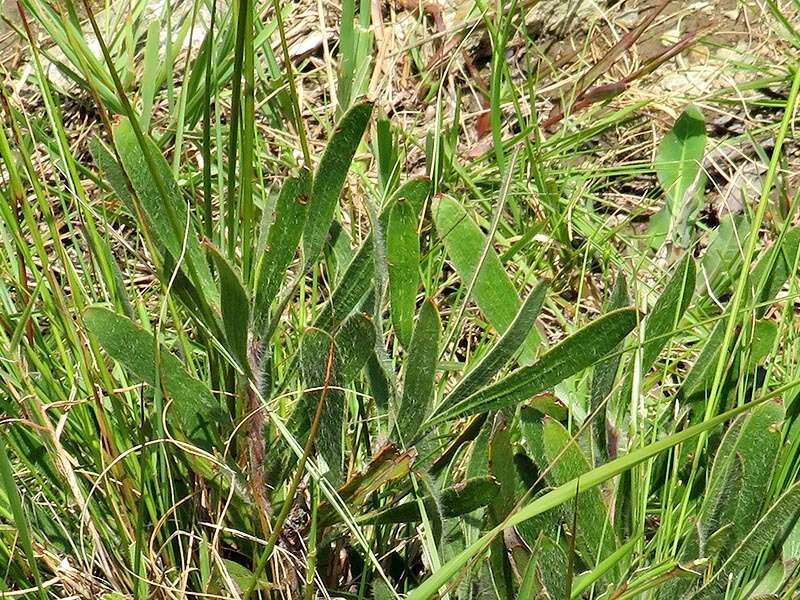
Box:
[206, 242, 250, 370]
[711, 400, 784, 547]
[397, 300, 440, 443]
[433, 195, 539, 362]
[387, 198, 420, 348]
[690, 480, 800, 600]
[300, 328, 345, 484]
[536, 533, 569, 600]
[314, 244, 374, 333]
[641, 254, 696, 373]
[682, 319, 726, 399]
[303, 101, 374, 263]
[650, 105, 706, 247]
[396, 176, 431, 214]
[113, 119, 216, 302]
[748, 226, 800, 318]
[429, 308, 638, 426]
[406, 393, 772, 600]
[696, 214, 751, 299]
[590, 275, 628, 464]
[90, 136, 132, 203]
[536, 418, 618, 572]
[84, 307, 227, 448]
[359, 477, 500, 524]
[313, 176, 430, 334]
[441, 282, 547, 410]
[335, 311, 376, 382]
[253, 171, 311, 329]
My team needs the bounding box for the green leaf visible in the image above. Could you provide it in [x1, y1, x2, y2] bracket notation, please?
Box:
[112, 119, 216, 303]
[406, 389, 770, 600]
[253, 171, 311, 330]
[429, 308, 638, 426]
[682, 320, 726, 399]
[441, 282, 547, 411]
[84, 307, 227, 448]
[748, 226, 800, 318]
[335, 311, 376, 382]
[90, 136, 132, 204]
[433, 195, 539, 363]
[641, 254, 696, 373]
[314, 244, 374, 333]
[313, 177, 430, 334]
[535, 533, 569, 600]
[397, 300, 440, 443]
[299, 328, 345, 484]
[651, 105, 707, 247]
[713, 400, 784, 547]
[537, 418, 618, 572]
[206, 242, 250, 371]
[395, 176, 431, 214]
[387, 198, 420, 348]
[696, 214, 751, 299]
[358, 477, 500, 524]
[303, 101, 374, 264]
[590, 274, 628, 464]
[690, 479, 800, 600]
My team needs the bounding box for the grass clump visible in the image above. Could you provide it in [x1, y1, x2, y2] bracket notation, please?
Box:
[1, 0, 800, 598]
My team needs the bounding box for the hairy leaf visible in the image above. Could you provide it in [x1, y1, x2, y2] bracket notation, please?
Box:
[430, 308, 638, 426]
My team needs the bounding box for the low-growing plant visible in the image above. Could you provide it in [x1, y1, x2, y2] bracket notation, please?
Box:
[2, 0, 800, 599]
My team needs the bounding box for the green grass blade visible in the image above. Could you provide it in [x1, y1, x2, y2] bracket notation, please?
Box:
[0, 437, 47, 600]
[429, 307, 638, 426]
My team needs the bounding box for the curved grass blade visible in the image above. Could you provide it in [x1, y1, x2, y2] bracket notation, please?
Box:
[303, 101, 374, 264]
[397, 299, 440, 443]
[428, 308, 638, 427]
[433, 195, 540, 362]
[84, 307, 228, 449]
[440, 281, 548, 411]
[387, 197, 420, 348]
